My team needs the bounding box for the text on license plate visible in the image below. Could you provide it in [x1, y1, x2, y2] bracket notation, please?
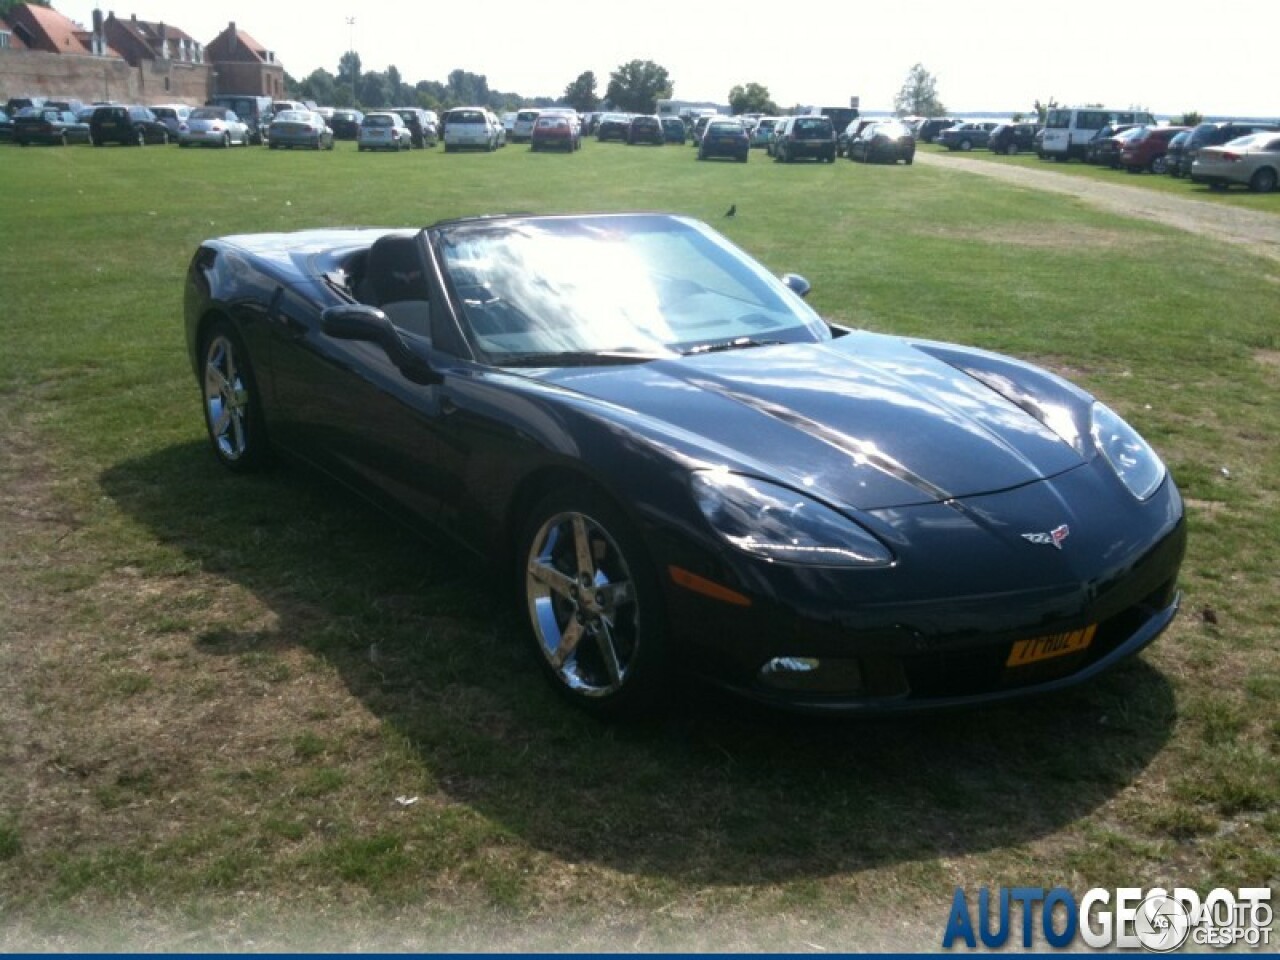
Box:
[1006, 624, 1097, 667]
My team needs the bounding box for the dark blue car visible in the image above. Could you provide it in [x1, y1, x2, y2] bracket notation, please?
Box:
[185, 213, 1185, 718]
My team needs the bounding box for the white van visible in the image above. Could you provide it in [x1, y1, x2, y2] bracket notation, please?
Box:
[1041, 107, 1156, 161]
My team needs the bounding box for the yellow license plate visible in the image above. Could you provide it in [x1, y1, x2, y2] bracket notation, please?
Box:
[1006, 625, 1097, 668]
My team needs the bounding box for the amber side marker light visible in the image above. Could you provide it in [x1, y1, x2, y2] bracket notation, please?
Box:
[668, 566, 753, 607]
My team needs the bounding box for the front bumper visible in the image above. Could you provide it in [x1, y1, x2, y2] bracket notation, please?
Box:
[658, 464, 1187, 713]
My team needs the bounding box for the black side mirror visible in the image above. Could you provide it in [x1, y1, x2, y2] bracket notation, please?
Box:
[321, 304, 440, 385]
[780, 273, 811, 299]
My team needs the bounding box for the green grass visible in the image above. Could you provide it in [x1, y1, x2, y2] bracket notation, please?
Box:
[0, 138, 1277, 950]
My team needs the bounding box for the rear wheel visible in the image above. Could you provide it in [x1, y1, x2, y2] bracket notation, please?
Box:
[1005, 143, 1018, 155]
[222, 133, 231, 149]
[1150, 155, 1168, 174]
[200, 320, 270, 473]
[134, 126, 146, 147]
[1249, 167, 1277, 193]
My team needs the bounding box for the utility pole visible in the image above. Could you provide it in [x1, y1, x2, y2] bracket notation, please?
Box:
[346, 17, 356, 104]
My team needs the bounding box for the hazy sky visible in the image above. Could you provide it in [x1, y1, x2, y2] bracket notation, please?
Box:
[61, 0, 1279, 117]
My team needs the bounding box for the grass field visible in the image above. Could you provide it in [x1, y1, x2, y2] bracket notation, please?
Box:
[1, 138, 1276, 951]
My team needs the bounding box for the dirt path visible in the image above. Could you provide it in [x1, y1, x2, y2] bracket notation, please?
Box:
[913, 151, 1280, 263]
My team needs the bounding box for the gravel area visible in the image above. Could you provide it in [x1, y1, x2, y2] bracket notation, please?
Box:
[913, 151, 1280, 263]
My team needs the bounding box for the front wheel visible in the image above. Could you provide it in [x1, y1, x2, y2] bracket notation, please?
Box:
[200, 320, 270, 472]
[1005, 143, 1018, 155]
[517, 487, 668, 718]
[1150, 156, 1168, 174]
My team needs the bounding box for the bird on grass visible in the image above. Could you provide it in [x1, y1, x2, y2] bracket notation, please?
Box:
[724, 204, 736, 218]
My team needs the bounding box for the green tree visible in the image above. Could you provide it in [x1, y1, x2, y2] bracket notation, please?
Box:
[296, 68, 336, 106]
[447, 69, 490, 107]
[1180, 110, 1203, 126]
[359, 72, 388, 109]
[337, 51, 361, 102]
[606, 60, 672, 114]
[893, 63, 945, 117]
[728, 82, 778, 116]
[386, 65, 406, 105]
[563, 71, 600, 113]
[1032, 97, 1058, 123]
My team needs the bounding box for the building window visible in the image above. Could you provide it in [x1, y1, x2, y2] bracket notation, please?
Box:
[0, 30, 11, 49]
[164, 77, 171, 91]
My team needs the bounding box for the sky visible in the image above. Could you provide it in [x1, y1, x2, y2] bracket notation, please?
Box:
[57, 0, 1280, 118]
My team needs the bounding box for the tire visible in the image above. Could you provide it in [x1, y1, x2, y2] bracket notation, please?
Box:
[1249, 167, 1277, 194]
[92, 136, 103, 147]
[517, 485, 668, 718]
[959, 139, 973, 152]
[59, 132, 68, 147]
[1005, 143, 1018, 156]
[1150, 155, 1168, 175]
[222, 133, 231, 149]
[904, 153, 914, 165]
[135, 126, 146, 147]
[160, 131, 169, 145]
[200, 320, 270, 473]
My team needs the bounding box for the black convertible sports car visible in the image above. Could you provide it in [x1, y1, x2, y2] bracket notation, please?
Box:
[184, 213, 1185, 717]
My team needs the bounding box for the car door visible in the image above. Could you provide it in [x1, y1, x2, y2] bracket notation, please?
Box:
[265, 263, 462, 529]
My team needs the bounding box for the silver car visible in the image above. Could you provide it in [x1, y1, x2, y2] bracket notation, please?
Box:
[357, 112, 412, 152]
[1191, 132, 1280, 193]
[178, 107, 250, 148]
[442, 107, 498, 152]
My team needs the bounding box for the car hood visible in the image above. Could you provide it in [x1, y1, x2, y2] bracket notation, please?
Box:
[537, 332, 1088, 512]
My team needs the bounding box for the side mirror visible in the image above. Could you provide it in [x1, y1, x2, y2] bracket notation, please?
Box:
[780, 273, 811, 299]
[321, 304, 440, 385]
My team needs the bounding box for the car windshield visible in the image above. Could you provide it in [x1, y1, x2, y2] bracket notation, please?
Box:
[435, 215, 830, 363]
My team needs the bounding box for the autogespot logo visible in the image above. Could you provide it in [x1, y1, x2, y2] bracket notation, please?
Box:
[941, 886, 1273, 951]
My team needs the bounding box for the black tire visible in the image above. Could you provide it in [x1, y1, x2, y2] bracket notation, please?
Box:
[516, 485, 669, 718]
[134, 126, 146, 147]
[199, 319, 270, 473]
[1249, 167, 1277, 194]
[1005, 143, 1018, 156]
[1150, 156, 1168, 174]
[222, 133, 231, 149]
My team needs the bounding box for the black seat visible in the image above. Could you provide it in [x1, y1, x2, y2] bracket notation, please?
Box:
[358, 233, 432, 338]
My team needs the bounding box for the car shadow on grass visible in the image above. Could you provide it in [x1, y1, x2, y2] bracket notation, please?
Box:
[101, 442, 1177, 886]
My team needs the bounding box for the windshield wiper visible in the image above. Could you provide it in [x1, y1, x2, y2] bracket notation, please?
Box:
[682, 337, 785, 356]
[497, 349, 672, 368]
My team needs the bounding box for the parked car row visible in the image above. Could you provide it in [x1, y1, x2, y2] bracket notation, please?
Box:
[1047, 118, 1279, 192]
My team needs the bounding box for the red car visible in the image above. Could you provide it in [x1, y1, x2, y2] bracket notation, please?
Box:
[530, 114, 578, 152]
[1119, 126, 1189, 174]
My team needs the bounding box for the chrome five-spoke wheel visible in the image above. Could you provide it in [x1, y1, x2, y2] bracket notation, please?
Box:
[200, 321, 267, 472]
[520, 490, 666, 715]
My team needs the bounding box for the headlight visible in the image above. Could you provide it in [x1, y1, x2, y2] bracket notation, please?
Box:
[1091, 401, 1166, 501]
[691, 471, 893, 567]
